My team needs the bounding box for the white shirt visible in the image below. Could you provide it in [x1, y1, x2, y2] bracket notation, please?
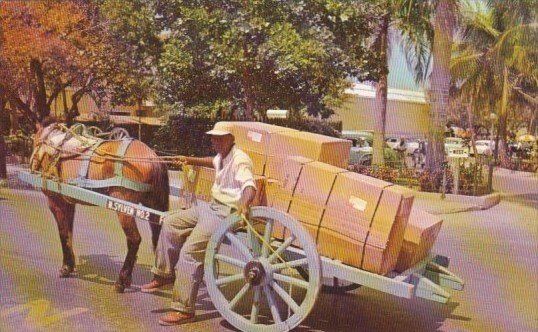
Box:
[211, 146, 256, 208]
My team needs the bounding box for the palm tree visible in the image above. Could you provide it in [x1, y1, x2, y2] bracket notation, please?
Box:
[450, 0, 538, 164]
[425, 0, 458, 172]
[372, 0, 432, 165]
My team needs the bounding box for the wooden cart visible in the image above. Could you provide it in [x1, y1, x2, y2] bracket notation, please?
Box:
[19, 171, 464, 332]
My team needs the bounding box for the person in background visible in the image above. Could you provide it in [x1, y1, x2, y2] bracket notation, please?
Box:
[395, 137, 407, 167]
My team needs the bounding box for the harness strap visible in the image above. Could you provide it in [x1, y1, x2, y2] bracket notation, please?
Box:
[68, 138, 153, 192]
[114, 139, 133, 177]
[78, 139, 105, 179]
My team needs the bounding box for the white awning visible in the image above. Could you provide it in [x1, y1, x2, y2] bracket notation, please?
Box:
[344, 83, 427, 104]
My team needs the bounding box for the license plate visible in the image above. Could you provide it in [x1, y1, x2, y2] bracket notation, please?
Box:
[106, 200, 151, 221]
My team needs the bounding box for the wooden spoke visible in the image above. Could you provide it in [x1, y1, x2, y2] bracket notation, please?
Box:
[263, 285, 282, 324]
[250, 287, 261, 324]
[271, 258, 308, 272]
[261, 219, 274, 258]
[268, 235, 296, 264]
[273, 273, 309, 289]
[225, 232, 254, 261]
[216, 273, 245, 286]
[215, 254, 247, 269]
[271, 282, 301, 313]
[229, 283, 251, 310]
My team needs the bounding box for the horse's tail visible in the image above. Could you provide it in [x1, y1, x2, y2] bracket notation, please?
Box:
[149, 160, 169, 212]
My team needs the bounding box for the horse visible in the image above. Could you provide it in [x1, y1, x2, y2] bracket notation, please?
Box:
[30, 121, 169, 292]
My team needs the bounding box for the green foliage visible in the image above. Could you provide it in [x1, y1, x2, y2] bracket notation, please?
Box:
[151, 113, 343, 157]
[154, 0, 384, 119]
[100, 0, 163, 106]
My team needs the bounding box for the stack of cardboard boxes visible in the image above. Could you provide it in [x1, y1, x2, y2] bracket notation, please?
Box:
[395, 208, 443, 272]
[180, 121, 441, 276]
[267, 155, 415, 275]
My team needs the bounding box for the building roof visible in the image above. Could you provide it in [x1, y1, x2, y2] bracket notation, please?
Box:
[344, 83, 427, 104]
[75, 114, 165, 126]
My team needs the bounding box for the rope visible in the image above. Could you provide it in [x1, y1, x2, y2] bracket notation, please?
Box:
[38, 141, 184, 164]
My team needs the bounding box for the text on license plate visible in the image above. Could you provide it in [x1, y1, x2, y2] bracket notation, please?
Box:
[106, 200, 151, 221]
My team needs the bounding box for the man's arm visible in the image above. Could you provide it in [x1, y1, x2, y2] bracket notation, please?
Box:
[239, 186, 256, 212]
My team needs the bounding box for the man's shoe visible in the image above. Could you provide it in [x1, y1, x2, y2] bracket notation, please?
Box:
[140, 276, 174, 293]
[158, 311, 195, 326]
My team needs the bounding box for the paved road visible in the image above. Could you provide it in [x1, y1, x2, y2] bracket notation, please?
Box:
[1, 172, 537, 331]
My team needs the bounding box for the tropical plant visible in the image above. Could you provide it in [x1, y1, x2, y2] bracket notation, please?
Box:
[451, 0, 538, 164]
[371, 0, 433, 166]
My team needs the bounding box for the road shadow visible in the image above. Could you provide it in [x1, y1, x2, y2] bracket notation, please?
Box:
[299, 289, 468, 332]
[75, 254, 158, 293]
[501, 193, 538, 209]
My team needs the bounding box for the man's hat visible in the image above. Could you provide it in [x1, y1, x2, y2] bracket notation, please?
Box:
[206, 122, 234, 136]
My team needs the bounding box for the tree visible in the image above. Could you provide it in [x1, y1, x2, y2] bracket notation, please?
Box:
[155, 0, 383, 120]
[425, 0, 458, 171]
[0, 1, 117, 125]
[371, 0, 433, 165]
[451, 0, 537, 163]
[98, 0, 163, 111]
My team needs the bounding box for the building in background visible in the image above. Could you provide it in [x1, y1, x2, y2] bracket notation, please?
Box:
[334, 83, 429, 139]
[49, 88, 165, 127]
[334, 42, 430, 139]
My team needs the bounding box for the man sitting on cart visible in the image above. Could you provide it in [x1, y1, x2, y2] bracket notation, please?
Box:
[141, 122, 257, 326]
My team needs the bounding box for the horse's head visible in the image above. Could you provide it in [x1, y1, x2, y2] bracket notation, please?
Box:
[30, 121, 59, 171]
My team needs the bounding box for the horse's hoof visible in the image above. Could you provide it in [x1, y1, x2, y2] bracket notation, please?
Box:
[114, 283, 126, 293]
[59, 265, 74, 278]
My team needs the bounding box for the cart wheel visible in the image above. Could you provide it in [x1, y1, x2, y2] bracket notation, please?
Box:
[109, 128, 130, 140]
[205, 207, 321, 332]
[295, 267, 361, 294]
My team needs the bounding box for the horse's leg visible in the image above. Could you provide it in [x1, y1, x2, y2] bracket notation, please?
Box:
[114, 213, 142, 293]
[47, 194, 76, 277]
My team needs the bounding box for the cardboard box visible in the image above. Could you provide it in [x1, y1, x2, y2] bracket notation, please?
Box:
[362, 185, 414, 275]
[288, 161, 347, 227]
[233, 122, 297, 176]
[194, 167, 216, 202]
[395, 208, 443, 272]
[265, 156, 313, 211]
[267, 131, 352, 172]
[316, 226, 366, 268]
[321, 172, 391, 240]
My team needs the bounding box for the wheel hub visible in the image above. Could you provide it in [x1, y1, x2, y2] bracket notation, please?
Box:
[243, 261, 266, 286]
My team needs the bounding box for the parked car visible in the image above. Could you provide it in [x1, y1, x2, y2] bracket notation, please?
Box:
[405, 140, 420, 155]
[385, 137, 400, 150]
[348, 138, 373, 165]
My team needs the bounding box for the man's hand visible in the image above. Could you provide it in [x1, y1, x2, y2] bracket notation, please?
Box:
[174, 155, 188, 168]
[236, 204, 251, 221]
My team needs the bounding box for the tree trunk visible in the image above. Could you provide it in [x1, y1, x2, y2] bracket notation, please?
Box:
[426, 0, 456, 172]
[497, 65, 510, 164]
[372, 15, 389, 166]
[242, 67, 255, 121]
[0, 97, 7, 181]
[30, 59, 50, 121]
